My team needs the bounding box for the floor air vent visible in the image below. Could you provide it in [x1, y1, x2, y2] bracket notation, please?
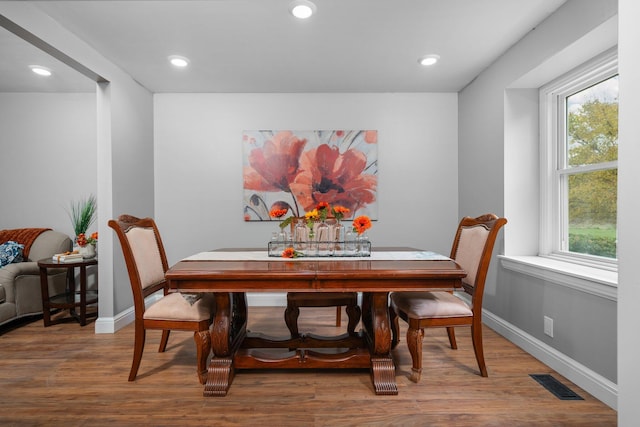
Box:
[530, 374, 583, 400]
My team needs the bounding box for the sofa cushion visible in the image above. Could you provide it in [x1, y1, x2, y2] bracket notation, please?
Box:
[0, 241, 24, 268]
[0, 284, 5, 304]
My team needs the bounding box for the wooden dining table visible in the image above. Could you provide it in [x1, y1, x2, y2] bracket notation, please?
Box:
[165, 248, 466, 396]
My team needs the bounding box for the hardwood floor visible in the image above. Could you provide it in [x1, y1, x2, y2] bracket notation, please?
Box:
[0, 306, 616, 426]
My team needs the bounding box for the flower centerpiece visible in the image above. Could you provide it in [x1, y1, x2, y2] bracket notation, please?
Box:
[269, 205, 293, 230]
[331, 205, 350, 224]
[68, 195, 98, 258]
[304, 208, 320, 239]
[352, 215, 372, 256]
[352, 215, 372, 235]
[315, 202, 330, 221]
[313, 202, 332, 255]
[269, 205, 292, 255]
[331, 205, 350, 255]
[281, 247, 303, 258]
[76, 232, 98, 247]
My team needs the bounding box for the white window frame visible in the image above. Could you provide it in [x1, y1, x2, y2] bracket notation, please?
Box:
[539, 48, 618, 271]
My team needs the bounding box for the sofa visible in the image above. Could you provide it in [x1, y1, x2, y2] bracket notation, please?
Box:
[0, 229, 72, 327]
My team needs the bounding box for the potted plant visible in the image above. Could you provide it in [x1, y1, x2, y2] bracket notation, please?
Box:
[68, 194, 98, 258]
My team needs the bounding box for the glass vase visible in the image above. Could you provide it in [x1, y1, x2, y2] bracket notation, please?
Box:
[357, 232, 370, 256]
[333, 221, 346, 256]
[294, 220, 308, 256]
[306, 221, 318, 257]
[345, 228, 357, 256]
[316, 220, 332, 256]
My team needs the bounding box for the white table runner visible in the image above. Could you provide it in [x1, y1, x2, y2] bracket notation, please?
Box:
[183, 251, 450, 262]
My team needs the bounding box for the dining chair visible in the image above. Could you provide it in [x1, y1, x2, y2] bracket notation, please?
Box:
[284, 292, 361, 337]
[108, 215, 215, 384]
[389, 213, 507, 382]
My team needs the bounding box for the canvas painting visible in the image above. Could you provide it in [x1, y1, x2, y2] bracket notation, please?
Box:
[242, 130, 378, 221]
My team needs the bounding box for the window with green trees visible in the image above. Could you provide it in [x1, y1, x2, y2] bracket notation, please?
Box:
[565, 77, 618, 259]
[541, 49, 618, 265]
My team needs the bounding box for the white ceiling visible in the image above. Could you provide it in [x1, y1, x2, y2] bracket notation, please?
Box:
[1, 0, 567, 93]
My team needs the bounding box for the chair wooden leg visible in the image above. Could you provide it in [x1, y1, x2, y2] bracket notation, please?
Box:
[284, 303, 300, 338]
[336, 306, 342, 327]
[446, 326, 458, 349]
[389, 305, 400, 350]
[406, 326, 424, 383]
[471, 323, 488, 377]
[194, 330, 212, 385]
[345, 303, 361, 336]
[129, 323, 146, 381]
[158, 329, 170, 352]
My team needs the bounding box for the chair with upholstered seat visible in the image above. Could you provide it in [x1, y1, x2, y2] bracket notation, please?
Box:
[108, 215, 215, 384]
[390, 214, 507, 382]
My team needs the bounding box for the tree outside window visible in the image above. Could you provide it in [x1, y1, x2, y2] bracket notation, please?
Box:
[564, 75, 618, 258]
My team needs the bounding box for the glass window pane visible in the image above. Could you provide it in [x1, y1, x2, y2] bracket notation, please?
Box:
[566, 75, 618, 167]
[568, 169, 617, 258]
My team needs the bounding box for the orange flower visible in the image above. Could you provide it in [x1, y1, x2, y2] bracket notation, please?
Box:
[76, 232, 98, 247]
[270, 207, 288, 218]
[331, 205, 350, 221]
[352, 215, 372, 235]
[315, 202, 330, 221]
[316, 201, 329, 211]
[282, 247, 296, 258]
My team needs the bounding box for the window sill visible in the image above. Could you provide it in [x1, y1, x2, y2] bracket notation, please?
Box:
[498, 255, 617, 301]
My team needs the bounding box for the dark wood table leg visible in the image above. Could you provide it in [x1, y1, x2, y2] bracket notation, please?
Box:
[39, 266, 52, 327]
[79, 265, 87, 326]
[204, 292, 247, 396]
[364, 292, 398, 395]
[67, 267, 76, 320]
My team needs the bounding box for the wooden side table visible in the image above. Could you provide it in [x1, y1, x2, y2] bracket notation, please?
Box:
[38, 257, 98, 326]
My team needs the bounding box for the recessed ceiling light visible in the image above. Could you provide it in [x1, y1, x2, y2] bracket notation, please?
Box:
[289, 0, 316, 19]
[29, 65, 52, 76]
[418, 54, 440, 67]
[168, 55, 190, 67]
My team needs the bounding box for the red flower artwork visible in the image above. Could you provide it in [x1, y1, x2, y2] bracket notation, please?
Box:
[243, 131, 307, 193]
[243, 130, 377, 220]
[290, 144, 377, 213]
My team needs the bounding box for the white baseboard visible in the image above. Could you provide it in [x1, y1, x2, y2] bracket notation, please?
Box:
[482, 308, 618, 410]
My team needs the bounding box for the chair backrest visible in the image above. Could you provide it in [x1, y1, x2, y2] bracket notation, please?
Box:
[449, 214, 507, 308]
[108, 215, 170, 316]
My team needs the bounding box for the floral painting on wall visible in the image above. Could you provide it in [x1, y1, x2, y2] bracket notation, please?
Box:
[242, 130, 378, 221]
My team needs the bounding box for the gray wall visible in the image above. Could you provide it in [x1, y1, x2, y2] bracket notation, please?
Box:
[458, 0, 619, 408]
[154, 93, 459, 264]
[0, 92, 96, 234]
[617, 0, 640, 423]
[0, 2, 155, 325]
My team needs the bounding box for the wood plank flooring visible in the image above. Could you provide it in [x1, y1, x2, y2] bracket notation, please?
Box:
[0, 307, 616, 426]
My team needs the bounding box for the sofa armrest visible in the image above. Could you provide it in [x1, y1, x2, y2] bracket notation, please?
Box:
[0, 261, 41, 281]
[0, 262, 67, 299]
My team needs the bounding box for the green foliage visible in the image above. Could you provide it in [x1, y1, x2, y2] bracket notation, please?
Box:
[68, 194, 97, 236]
[567, 99, 618, 166]
[569, 232, 617, 259]
[567, 99, 618, 227]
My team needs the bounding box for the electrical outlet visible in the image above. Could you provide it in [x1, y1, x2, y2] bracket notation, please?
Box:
[544, 316, 554, 338]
